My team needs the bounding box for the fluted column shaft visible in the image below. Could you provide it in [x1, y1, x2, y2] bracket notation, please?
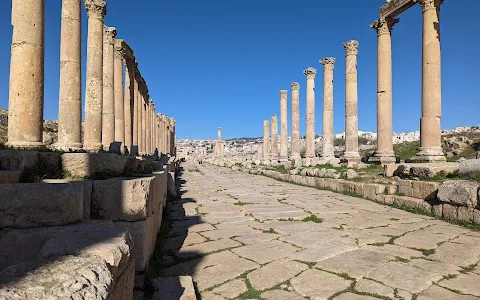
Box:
[140, 96, 146, 154]
[263, 120, 270, 161]
[114, 40, 124, 143]
[343, 40, 360, 161]
[371, 18, 398, 163]
[124, 60, 134, 150]
[57, 0, 82, 150]
[271, 115, 279, 160]
[304, 67, 317, 159]
[136, 87, 142, 153]
[279, 91, 288, 161]
[320, 58, 336, 158]
[145, 101, 151, 154]
[84, 0, 106, 151]
[8, 0, 45, 148]
[290, 83, 300, 159]
[132, 78, 139, 153]
[101, 26, 116, 149]
[417, 0, 446, 162]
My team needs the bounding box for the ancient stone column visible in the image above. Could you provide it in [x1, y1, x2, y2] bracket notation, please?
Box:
[124, 59, 135, 151]
[132, 76, 139, 153]
[320, 58, 336, 159]
[83, 0, 106, 151]
[370, 18, 399, 164]
[217, 127, 223, 158]
[141, 96, 146, 154]
[270, 115, 279, 161]
[416, 0, 446, 162]
[114, 39, 125, 143]
[8, 0, 45, 148]
[170, 118, 176, 156]
[304, 67, 317, 161]
[56, 0, 82, 150]
[279, 90, 288, 162]
[145, 100, 150, 154]
[101, 26, 116, 149]
[263, 120, 270, 162]
[343, 40, 361, 163]
[290, 82, 300, 161]
[136, 85, 142, 154]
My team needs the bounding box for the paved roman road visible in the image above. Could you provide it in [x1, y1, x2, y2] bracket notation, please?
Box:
[161, 162, 480, 300]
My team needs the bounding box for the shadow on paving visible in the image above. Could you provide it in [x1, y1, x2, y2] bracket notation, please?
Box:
[146, 165, 207, 299]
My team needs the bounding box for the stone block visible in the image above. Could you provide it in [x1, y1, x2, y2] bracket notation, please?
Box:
[38, 151, 62, 178]
[92, 176, 158, 222]
[306, 176, 317, 188]
[61, 153, 128, 178]
[397, 180, 414, 197]
[363, 184, 385, 201]
[354, 182, 364, 196]
[0, 149, 38, 171]
[442, 204, 458, 220]
[459, 159, 480, 175]
[109, 141, 127, 155]
[394, 196, 431, 213]
[124, 156, 140, 174]
[386, 185, 397, 195]
[0, 182, 83, 229]
[457, 206, 474, 223]
[474, 209, 480, 225]
[412, 181, 439, 200]
[42, 179, 93, 219]
[315, 178, 325, 189]
[0, 170, 21, 184]
[150, 276, 196, 300]
[432, 204, 443, 217]
[383, 163, 396, 177]
[437, 180, 479, 208]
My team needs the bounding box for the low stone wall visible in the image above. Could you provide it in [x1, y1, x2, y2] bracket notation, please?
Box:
[213, 162, 480, 226]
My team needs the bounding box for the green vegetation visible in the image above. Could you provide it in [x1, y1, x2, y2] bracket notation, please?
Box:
[393, 140, 420, 161]
[302, 215, 323, 223]
[233, 201, 252, 206]
[262, 228, 278, 234]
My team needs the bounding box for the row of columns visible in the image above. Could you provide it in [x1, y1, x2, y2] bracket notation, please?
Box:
[263, 40, 360, 165]
[7, 0, 176, 157]
[371, 0, 445, 163]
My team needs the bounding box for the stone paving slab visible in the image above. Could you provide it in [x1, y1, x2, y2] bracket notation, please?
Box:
[170, 162, 480, 300]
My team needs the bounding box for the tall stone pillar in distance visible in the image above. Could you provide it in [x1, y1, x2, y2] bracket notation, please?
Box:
[416, 0, 446, 162]
[136, 85, 142, 154]
[114, 39, 125, 144]
[216, 127, 224, 158]
[320, 57, 336, 159]
[270, 115, 279, 162]
[140, 96, 146, 154]
[370, 18, 399, 164]
[290, 82, 300, 162]
[304, 67, 317, 164]
[124, 60, 133, 151]
[101, 26, 116, 149]
[83, 0, 106, 151]
[7, 0, 45, 148]
[56, 0, 82, 150]
[263, 120, 270, 162]
[343, 40, 361, 164]
[132, 76, 139, 154]
[145, 101, 151, 154]
[279, 90, 288, 162]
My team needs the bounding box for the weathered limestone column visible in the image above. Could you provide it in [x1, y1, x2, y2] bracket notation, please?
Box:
[320, 58, 336, 159]
[170, 118, 176, 156]
[370, 18, 399, 164]
[263, 120, 270, 162]
[290, 82, 300, 161]
[124, 59, 135, 151]
[136, 84, 142, 153]
[270, 115, 279, 161]
[101, 26, 116, 149]
[343, 40, 361, 163]
[304, 67, 317, 162]
[132, 76, 139, 153]
[8, 0, 45, 148]
[217, 127, 223, 158]
[145, 100, 150, 154]
[56, 0, 82, 150]
[166, 118, 171, 156]
[83, 0, 106, 151]
[114, 39, 125, 143]
[141, 96, 146, 154]
[416, 0, 446, 162]
[279, 90, 288, 162]
[160, 114, 166, 154]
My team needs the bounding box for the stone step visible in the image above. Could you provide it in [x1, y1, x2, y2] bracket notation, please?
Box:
[0, 170, 21, 184]
[149, 276, 197, 300]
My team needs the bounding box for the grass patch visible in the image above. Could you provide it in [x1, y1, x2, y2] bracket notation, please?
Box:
[236, 278, 262, 299]
[395, 257, 410, 263]
[302, 215, 323, 223]
[460, 264, 476, 274]
[234, 201, 252, 206]
[263, 228, 278, 234]
[295, 260, 316, 269]
[279, 217, 297, 222]
[442, 274, 458, 280]
[394, 140, 420, 161]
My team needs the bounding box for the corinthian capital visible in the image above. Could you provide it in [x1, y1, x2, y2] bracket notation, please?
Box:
[303, 67, 317, 79]
[291, 82, 299, 91]
[417, 0, 443, 11]
[114, 39, 126, 58]
[370, 17, 399, 36]
[320, 57, 336, 70]
[279, 90, 287, 98]
[103, 26, 117, 45]
[343, 40, 359, 56]
[84, 0, 106, 19]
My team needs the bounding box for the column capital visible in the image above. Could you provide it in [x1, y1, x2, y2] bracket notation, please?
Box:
[416, 0, 443, 12]
[84, 0, 106, 19]
[279, 90, 288, 97]
[343, 40, 359, 56]
[271, 114, 277, 122]
[370, 17, 399, 36]
[320, 57, 336, 70]
[114, 39, 126, 58]
[291, 82, 299, 90]
[103, 26, 117, 45]
[303, 67, 317, 79]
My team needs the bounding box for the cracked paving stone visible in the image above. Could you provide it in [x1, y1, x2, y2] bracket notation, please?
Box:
[246, 259, 308, 291]
[209, 278, 247, 299]
[333, 292, 381, 300]
[438, 273, 480, 297]
[290, 269, 353, 299]
[175, 238, 242, 258]
[260, 289, 306, 300]
[355, 278, 395, 298]
[231, 240, 300, 264]
[417, 285, 480, 300]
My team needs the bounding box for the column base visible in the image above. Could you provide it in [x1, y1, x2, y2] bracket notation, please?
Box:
[414, 147, 446, 163]
[83, 143, 103, 152]
[279, 156, 289, 163]
[53, 142, 83, 152]
[368, 151, 396, 164]
[343, 152, 361, 167]
[6, 141, 44, 149]
[303, 157, 319, 167]
[318, 156, 341, 165]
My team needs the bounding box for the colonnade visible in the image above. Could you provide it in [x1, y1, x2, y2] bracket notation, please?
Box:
[7, 0, 176, 157]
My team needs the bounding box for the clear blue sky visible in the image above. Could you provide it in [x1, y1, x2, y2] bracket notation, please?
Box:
[0, 1, 478, 140]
